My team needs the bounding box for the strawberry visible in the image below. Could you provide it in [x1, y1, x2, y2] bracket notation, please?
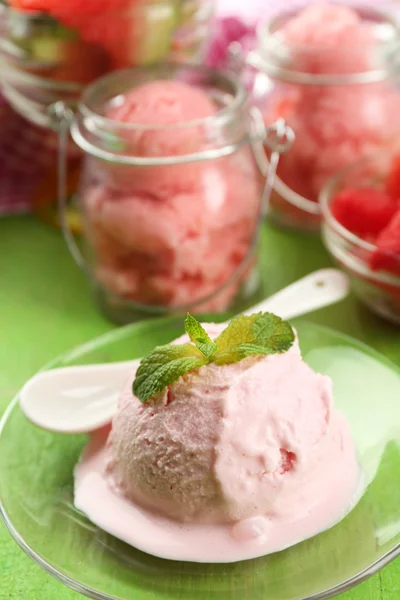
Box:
[330, 187, 398, 237]
[369, 210, 400, 275]
[386, 154, 400, 201]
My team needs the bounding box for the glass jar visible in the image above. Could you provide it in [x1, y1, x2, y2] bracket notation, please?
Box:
[248, 3, 400, 231]
[0, 0, 215, 126]
[58, 64, 291, 323]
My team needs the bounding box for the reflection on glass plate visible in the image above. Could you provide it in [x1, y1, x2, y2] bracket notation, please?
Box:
[0, 318, 399, 600]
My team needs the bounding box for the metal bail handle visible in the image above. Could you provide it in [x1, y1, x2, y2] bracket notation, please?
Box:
[260, 119, 295, 217]
[228, 42, 319, 216]
[48, 101, 91, 276]
[250, 108, 295, 216]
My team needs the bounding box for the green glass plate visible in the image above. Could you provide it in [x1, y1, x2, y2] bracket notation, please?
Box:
[0, 317, 399, 600]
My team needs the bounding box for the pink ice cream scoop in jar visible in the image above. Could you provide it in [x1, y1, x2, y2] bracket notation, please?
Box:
[249, 2, 400, 232]
[63, 64, 292, 323]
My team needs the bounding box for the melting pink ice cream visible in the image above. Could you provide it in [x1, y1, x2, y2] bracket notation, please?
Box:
[263, 3, 400, 206]
[74, 324, 361, 563]
[83, 80, 262, 312]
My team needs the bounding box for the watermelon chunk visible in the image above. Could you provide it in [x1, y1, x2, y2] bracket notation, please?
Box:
[386, 154, 400, 201]
[8, 0, 181, 68]
[330, 187, 398, 238]
[369, 210, 400, 276]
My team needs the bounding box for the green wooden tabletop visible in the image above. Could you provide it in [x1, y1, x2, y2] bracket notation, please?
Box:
[0, 215, 399, 600]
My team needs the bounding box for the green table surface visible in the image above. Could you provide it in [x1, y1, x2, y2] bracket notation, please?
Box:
[0, 215, 399, 600]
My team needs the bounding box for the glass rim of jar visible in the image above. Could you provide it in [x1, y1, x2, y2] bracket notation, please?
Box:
[254, 4, 400, 86]
[70, 64, 256, 167]
[0, 61, 84, 93]
[320, 158, 400, 288]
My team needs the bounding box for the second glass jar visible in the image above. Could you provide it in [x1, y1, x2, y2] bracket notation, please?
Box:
[252, 2, 400, 231]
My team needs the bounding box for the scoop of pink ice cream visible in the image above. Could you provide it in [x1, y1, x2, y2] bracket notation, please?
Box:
[99, 80, 219, 195]
[83, 79, 261, 311]
[107, 80, 217, 158]
[108, 80, 216, 129]
[268, 84, 400, 202]
[105, 323, 357, 524]
[279, 3, 376, 75]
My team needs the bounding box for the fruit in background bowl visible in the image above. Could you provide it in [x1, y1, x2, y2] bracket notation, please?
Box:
[321, 155, 400, 324]
[1, 7, 110, 82]
[385, 154, 400, 200]
[329, 165, 400, 279]
[370, 212, 400, 276]
[330, 188, 398, 239]
[72, 1, 182, 69]
[3, 0, 211, 83]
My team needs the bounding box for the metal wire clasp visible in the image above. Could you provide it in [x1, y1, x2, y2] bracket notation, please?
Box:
[48, 101, 75, 132]
[250, 107, 295, 216]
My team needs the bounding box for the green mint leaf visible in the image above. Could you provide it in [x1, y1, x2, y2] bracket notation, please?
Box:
[133, 343, 206, 402]
[213, 343, 277, 365]
[185, 313, 214, 346]
[214, 313, 294, 360]
[213, 313, 261, 351]
[196, 342, 218, 359]
[251, 312, 295, 352]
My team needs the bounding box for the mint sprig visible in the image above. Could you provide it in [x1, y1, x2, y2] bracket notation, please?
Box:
[133, 312, 295, 402]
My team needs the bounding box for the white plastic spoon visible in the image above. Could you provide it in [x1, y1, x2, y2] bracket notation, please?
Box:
[20, 269, 349, 434]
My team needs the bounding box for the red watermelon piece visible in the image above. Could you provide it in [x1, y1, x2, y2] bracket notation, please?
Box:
[386, 154, 400, 201]
[9, 0, 179, 69]
[8, 0, 46, 10]
[330, 187, 398, 238]
[369, 210, 400, 276]
[9, 0, 130, 17]
[70, 2, 179, 68]
[68, 10, 138, 68]
[8, 0, 139, 67]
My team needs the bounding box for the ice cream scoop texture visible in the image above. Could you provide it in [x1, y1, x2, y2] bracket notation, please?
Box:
[105, 323, 357, 525]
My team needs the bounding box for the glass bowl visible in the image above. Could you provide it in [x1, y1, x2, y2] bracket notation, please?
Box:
[1, 316, 400, 600]
[320, 156, 400, 325]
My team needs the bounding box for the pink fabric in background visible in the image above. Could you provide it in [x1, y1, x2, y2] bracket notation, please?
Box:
[0, 0, 397, 214]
